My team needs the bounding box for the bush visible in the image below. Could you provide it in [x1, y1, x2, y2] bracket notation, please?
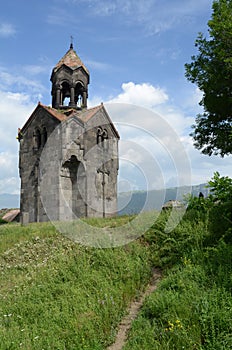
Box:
[206, 173, 232, 245]
[145, 212, 206, 268]
[184, 172, 232, 245]
[207, 201, 232, 244]
[0, 217, 7, 225]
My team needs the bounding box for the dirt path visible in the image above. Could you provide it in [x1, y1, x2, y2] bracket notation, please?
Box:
[107, 268, 162, 350]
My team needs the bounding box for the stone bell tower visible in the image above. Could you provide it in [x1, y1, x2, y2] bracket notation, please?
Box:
[18, 43, 119, 224]
[51, 43, 89, 109]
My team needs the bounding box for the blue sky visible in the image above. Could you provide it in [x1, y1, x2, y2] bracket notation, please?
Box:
[0, 0, 232, 195]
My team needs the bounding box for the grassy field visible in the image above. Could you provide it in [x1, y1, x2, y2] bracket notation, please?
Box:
[0, 176, 231, 349]
[0, 219, 152, 350]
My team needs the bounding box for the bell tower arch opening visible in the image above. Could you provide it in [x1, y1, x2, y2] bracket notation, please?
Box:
[61, 81, 71, 106]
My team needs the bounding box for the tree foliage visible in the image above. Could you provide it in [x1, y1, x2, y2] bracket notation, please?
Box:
[207, 170, 232, 202]
[185, 0, 232, 156]
[186, 172, 232, 243]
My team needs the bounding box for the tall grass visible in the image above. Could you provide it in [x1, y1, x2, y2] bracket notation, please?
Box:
[1, 176, 232, 349]
[124, 206, 232, 350]
[0, 220, 152, 350]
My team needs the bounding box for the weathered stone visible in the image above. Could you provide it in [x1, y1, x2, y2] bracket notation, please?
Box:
[18, 45, 119, 224]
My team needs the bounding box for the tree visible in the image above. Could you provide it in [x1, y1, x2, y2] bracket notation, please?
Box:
[185, 0, 232, 157]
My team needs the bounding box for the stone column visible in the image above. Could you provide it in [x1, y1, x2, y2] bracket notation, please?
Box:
[55, 87, 61, 109]
[69, 86, 76, 107]
[82, 91, 87, 108]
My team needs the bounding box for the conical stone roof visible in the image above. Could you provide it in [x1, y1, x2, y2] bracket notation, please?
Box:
[53, 45, 89, 75]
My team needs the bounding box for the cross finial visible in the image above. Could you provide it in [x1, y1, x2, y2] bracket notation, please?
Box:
[70, 35, 74, 49]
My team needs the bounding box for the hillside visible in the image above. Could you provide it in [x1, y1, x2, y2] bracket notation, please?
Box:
[0, 174, 231, 349]
[0, 218, 153, 349]
[0, 183, 232, 350]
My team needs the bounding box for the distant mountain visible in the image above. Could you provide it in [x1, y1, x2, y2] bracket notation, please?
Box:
[0, 183, 208, 214]
[118, 184, 208, 215]
[0, 194, 19, 209]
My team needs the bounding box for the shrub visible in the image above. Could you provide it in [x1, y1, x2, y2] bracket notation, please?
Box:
[184, 172, 232, 245]
[206, 172, 232, 244]
[0, 217, 7, 225]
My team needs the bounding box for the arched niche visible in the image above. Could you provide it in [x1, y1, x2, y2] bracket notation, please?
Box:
[33, 128, 41, 151]
[41, 126, 47, 146]
[60, 155, 87, 219]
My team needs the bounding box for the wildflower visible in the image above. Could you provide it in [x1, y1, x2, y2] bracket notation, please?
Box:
[175, 319, 183, 328]
[165, 321, 174, 332]
[182, 256, 191, 266]
[165, 319, 183, 332]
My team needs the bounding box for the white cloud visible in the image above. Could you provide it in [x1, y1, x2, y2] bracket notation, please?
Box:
[0, 90, 34, 194]
[154, 47, 182, 63]
[85, 59, 111, 71]
[65, 0, 212, 35]
[0, 177, 20, 195]
[0, 152, 18, 178]
[180, 135, 232, 185]
[0, 23, 16, 37]
[0, 151, 21, 194]
[0, 63, 49, 109]
[0, 95, 33, 149]
[47, 7, 80, 26]
[183, 87, 203, 111]
[104, 81, 232, 189]
[0, 71, 46, 99]
[107, 82, 192, 135]
[105, 101, 192, 190]
[143, 0, 212, 35]
[22, 65, 48, 76]
[109, 82, 168, 108]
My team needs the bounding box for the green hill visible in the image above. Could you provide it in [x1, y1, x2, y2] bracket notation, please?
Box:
[0, 176, 231, 350]
[0, 218, 152, 349]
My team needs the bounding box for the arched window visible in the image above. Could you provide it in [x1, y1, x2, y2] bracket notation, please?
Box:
[41, 126, 47, 146]
[97, 127, 103, 145]
[102, 129, 108, 149]
[97, 127, 108, 148]
[61, 81, 71, 106]
[33, 128, 41, 151]
[75, 82, 84, 107]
